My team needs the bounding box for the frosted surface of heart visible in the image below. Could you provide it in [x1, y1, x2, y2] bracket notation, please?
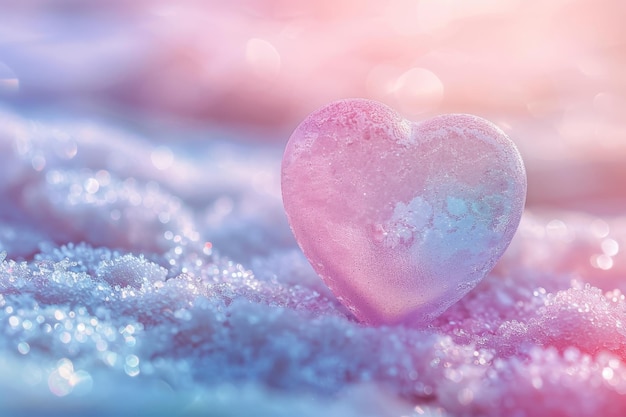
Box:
[282, 99, 527, 325]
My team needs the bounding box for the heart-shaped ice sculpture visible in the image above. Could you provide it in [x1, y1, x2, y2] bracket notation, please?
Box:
[281, 99, 526, 326]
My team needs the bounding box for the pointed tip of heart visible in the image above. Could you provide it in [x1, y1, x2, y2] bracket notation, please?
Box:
[282, 98, 527, 327]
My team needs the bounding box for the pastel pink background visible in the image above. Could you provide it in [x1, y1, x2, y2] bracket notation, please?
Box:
[1, 0, 625, 211]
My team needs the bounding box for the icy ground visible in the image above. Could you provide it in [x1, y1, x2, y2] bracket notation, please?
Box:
[1, 105, 626, 416]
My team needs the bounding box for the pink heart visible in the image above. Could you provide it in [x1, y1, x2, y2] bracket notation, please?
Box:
[281, 99, 526, 326]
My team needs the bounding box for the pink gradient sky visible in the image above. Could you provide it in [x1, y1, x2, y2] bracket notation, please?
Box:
[1, 0, 625, 209]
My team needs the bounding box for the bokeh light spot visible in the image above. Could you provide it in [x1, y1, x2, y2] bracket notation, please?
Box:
[151, 146, 174, 170]
[245, 38, 281, 79]
[392, 67, 444, 116]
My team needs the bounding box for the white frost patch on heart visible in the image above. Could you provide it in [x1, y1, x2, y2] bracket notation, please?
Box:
[375, 188, 508, 275]
[391, 118, 414, 147]
[374, 196, 433, 249]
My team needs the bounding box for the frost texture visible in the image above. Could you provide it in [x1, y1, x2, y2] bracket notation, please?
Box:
[2, 103, 626, 417]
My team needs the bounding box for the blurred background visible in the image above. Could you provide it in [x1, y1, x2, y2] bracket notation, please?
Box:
[1, 0, 625, 212]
